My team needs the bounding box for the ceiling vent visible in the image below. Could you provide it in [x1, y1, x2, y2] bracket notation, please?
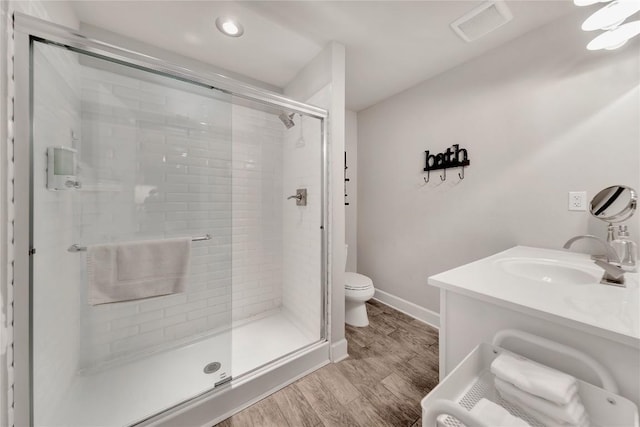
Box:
[450, 1, 513, 43]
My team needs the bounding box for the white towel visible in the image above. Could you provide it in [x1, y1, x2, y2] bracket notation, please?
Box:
[470, 398, 531, 427]
[519, 403, 590, 427]
[491, 352, 578, 405]
[496, 383, 591, 427]
[495, 378, 589, 426]
[87, 237, 191, 305]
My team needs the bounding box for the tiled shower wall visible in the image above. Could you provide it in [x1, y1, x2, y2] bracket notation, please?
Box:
[231, 105, 283, 322]
[280, 87, 327, 340]
[73, 58, 283, 369]
[33, 44, 323, 373]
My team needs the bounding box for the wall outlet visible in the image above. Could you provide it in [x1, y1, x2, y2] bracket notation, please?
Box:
[568, 191, 587, 211]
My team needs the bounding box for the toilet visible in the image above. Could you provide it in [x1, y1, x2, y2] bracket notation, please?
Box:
[345, 245, 375, 327]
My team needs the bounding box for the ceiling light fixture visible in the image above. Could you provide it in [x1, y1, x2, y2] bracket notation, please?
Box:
[573, 0, 612, 6]
[581, 0, 640, 31]
[575, 0, 640, 50]
[216, 17, 244, 37]
[587, 20, 640, 49]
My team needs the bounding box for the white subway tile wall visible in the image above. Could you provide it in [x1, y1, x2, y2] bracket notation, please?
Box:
[73, 61, 291, 369]
[281, 87, 326, 341]
[74, 63, 233, 369]
[231, 105, 284, 322]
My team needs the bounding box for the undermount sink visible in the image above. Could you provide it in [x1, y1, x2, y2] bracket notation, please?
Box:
[496, 257, 603, 285]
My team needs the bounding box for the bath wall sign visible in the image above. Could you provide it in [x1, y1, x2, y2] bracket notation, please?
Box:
[424, 144, 470, 172]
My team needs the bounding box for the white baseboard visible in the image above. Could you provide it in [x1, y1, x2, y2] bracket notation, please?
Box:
[330, 338, 348, 362]
[373, 289, 440, 329]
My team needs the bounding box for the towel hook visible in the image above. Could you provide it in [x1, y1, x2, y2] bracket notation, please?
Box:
[458, 166, 465, 180]
[423, 170, 430, 184]
[440, 168, 446, 181]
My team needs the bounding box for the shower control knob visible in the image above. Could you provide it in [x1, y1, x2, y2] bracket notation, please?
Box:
[287, 189, 307, 206]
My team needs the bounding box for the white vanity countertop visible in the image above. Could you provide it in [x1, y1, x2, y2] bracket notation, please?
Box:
[429, 246, 639, 347]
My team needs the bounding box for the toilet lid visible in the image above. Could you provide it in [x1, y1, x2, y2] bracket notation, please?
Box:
[345, 272, 373, 290]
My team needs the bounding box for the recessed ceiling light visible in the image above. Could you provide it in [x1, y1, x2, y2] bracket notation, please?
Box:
[216, 16, 244, 37]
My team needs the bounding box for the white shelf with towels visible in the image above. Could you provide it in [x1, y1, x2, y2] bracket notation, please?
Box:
[421, 330, 638, 427]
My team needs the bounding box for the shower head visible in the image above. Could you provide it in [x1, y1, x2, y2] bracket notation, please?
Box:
[278, 112, 295, 129]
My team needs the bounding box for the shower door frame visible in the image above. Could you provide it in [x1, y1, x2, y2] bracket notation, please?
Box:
[12, 13, 330, 427]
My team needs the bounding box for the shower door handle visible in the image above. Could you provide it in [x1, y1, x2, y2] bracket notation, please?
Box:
[287, 189, 307, 206]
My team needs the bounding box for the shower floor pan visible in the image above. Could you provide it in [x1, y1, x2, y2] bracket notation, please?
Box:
[42, 311, 313, 427]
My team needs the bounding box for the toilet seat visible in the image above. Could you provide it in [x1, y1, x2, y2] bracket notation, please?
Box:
[345, 272, 373, 290]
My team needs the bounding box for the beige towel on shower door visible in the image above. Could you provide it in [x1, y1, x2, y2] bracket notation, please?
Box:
[87, 237, 191, 305]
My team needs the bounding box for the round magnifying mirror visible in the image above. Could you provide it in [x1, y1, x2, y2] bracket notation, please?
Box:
[590, 185, 637, 223]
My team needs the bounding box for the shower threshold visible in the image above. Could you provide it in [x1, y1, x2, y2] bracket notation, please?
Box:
[42, 310, 313, 427]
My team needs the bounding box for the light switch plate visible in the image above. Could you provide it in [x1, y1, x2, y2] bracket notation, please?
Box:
[568, 191, 587, 211]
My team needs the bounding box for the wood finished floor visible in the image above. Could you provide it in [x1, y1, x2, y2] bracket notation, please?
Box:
[216, 300, 439, 427]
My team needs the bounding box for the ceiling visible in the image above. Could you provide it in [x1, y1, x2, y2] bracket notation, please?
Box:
[72, 1, 577, 111]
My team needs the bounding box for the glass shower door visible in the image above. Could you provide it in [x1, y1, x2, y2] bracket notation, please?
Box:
[31, 40, 233, 426]
[228, 99, 326, 377]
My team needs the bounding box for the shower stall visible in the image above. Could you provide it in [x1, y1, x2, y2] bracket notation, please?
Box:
[12, 14, 329, 427]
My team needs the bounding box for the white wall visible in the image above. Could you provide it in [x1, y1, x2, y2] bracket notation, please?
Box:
[285, 41, 347, 361]
[357, 11, 640, 316]
[345, 110, 357, 272]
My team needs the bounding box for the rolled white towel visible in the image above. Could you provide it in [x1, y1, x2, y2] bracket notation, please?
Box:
[522, 404, 590, 427]
[490, 352, 577, 405]
[497, 387, 591, 427]
[470, 398, 531, 427]
[495, 378, 590, 426]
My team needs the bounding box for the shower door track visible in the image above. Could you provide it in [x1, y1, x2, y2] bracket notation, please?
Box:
[11, 12, 330, 427]
[16, 14, 328, 119]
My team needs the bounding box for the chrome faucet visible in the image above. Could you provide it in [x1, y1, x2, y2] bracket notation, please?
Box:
[563, 235, 625, 287]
